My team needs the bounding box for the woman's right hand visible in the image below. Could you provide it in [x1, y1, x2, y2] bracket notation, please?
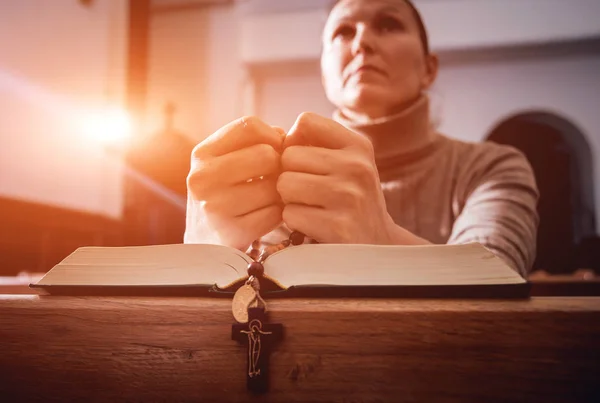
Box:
[186, 116, 284, 250]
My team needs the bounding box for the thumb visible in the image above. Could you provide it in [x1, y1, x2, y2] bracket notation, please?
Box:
[272, 126, 287, 137]
[271, 126, 287, 151]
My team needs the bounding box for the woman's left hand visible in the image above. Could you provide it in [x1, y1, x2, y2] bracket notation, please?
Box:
[277, 112, 404, 244]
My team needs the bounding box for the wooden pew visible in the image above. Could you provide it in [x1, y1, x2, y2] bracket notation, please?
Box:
[530, 269, 600, 296]
[0, 295, 599, 402]
[0, 274, 44, 295]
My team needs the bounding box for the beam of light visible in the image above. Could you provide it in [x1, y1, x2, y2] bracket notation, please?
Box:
[0, 68, 133, 147]
[0, 68, 74, 117]
[118, 160, 187, 211]
[0, 68, 186, 211]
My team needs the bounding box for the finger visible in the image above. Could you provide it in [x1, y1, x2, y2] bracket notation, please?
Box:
[233, 204, 283, 248]
[206, 204, 283, 251]
[278, 171, 361, 209]
[205, 177, 281, 217]
[188, 144, 280, 199]
[277, 172, 327, 207]
[281, 145, 342, 175]
[282, 204, 346, 243]
[194, 116, 284, 159]
[282, 146, 378, 189]
[272, 126, 287, 137]
[284, 112, 367, 150]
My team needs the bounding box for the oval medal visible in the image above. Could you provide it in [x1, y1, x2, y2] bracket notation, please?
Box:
[232, 284, 257, 323]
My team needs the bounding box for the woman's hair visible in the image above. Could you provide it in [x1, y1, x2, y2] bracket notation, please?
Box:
[327, 0, 430, 55]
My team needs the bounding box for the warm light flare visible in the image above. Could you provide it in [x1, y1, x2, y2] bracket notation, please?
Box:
[80, 107, 133, 145]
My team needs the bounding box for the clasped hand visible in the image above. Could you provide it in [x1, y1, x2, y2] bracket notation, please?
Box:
[187, 113, 399, 250]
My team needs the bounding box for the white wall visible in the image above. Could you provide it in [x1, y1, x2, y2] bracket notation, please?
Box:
[205, 5, 249, 133]
[147, 4, 247, 141]
[146, 7, 209, 140]
[255, 63, 334, 130]
[420, 0, 600, 50]
[0, 0, 128, 218]
[436, 55, 600, 144]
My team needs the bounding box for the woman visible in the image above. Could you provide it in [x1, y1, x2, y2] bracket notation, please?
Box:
[185, 0, 539, 276]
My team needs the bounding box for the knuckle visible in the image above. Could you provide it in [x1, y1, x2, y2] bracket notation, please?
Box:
[186, 169, 208, 199]
[239, 115, 261, 129]
[280, 146, 298, 170]
[255, 144, 279, 168]
[361, 137, 375, 154]
[346, 157, 374, 180]
[334, 184, 362, 208]
[276, 172, 292, 199]
[189, 159, 210, 179]
[191, 143, 202, 158]
[191, 141, 209, 159]
[187, 160, 222, 200]
[202, 200, 222, 216]
[192, 127, 223, 158]
[185, 172, 195, 192]
[295, 112, 317, 129]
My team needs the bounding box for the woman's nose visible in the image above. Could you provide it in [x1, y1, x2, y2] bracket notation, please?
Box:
[351, 25, 376, 56]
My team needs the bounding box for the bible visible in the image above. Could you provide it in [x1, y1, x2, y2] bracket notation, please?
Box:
[31, 242, 529, 298]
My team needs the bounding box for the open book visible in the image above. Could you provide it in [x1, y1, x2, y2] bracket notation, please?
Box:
[31, 242, 529, 298]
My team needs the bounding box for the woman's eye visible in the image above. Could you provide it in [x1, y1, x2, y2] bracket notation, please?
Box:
[333, 25, 355, 40]
[377, 16, 404, 33]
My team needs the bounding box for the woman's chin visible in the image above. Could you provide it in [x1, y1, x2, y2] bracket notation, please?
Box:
[345, 85, 396, 113]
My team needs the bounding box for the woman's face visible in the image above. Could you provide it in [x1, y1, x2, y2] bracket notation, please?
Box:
[321, 0, 437, 118]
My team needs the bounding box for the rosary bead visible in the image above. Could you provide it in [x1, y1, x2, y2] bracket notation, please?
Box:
[246, 232, 308, 264]
[289, 231, 305, 246]
[248, 248, 260, 261]
[247, 261, 264, 277]
[265, 245, 279, 255]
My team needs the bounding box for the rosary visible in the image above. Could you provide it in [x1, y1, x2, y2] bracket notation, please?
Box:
[230, 231, 306, 394]
[232, 230, 305, 323]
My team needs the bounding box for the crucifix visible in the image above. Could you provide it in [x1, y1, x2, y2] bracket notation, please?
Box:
[232, 307, 283, 394]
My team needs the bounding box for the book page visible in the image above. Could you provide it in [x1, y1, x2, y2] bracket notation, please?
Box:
[36, 244, 251, 288]
[264, 243, 524, 288]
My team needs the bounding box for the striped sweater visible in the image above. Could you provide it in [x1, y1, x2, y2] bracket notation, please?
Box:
[333, 95, 539, 276]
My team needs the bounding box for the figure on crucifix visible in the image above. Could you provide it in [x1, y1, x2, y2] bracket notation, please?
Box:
[241, 318, 272, 378]
[232, 307, 283, 393]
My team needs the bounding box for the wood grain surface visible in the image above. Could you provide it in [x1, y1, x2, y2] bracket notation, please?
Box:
[0, 296, 599, 402]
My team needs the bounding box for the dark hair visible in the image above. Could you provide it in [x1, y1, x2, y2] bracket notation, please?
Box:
[328, 0, 430, 55]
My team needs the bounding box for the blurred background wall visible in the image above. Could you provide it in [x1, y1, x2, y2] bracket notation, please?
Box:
[0, 0, 127, 217]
